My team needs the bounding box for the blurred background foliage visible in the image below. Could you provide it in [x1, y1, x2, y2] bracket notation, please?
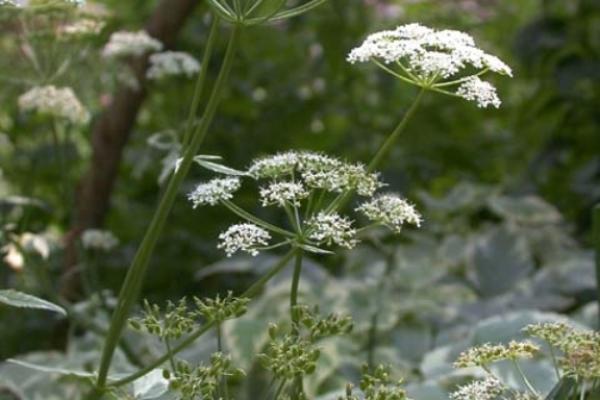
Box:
[0, 0, 599, 397]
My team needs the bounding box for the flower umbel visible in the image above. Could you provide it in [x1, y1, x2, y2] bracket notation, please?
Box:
[188, 177, 241, 207]
[450, 377, 504, 400]
[348, 23, 512, 108]
[357, 194, 422, 232]
[18, 85, 90, 125]
[306, 212, 358, 249]
[218, 223, 271, 257]
[102, 30, 163, 58]
[147, 51, 201, 80]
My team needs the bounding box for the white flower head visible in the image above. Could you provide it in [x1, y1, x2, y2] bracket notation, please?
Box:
[348, 23, 511, 79]
[60, 19, 105, 36]
[147, 51, 201, 80]
[102, 30, 163, 58]
[247, 151, 299, 179]
[260, 181, 309, 207]
[188, 177, 241, 207]
[218, 223, 271, 257]
[81, 229, 119, 251]
[18, 85, 90, 125]
[456, 76, 501, 108]
[306, 212, 358, 249]
[357, 194, 422, 233]
[450, 377, 504, 400]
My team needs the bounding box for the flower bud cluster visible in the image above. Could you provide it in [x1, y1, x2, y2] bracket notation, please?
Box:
[193, 291, 249, 323]
[258, 335, 321, 380]
[129, 299, 196, 340]
[292, 305, 354, 340]
[454, 341, 539, 368]
[340, 364, 408, 400]
[169, 352, 244, 400]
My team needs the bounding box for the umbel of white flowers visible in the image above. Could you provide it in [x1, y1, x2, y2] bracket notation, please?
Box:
[146, 51, 201, 80]
[188, 151, 422, 257]
[18, 85, 90, 125]
[348, 23, 512, 108]
[102, 30, 163, 59]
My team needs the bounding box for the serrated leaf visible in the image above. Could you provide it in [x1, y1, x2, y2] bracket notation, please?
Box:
[0, 290, 66, 316]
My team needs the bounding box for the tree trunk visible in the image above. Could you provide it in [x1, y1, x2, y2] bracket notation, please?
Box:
[62, 0, 200, 299]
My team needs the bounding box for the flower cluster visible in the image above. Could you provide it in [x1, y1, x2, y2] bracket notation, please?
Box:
[129, 299, 196, 340]
[454, 341, 539, 368]
[258, 335, 321, 380]
[348, 23, 512, 108]
[188, 151, 420, 257]
[102, 30, 163, 58]
[147, 51, 201, 80]
[340, 364, 408, 400]
[193, 291, 249, 323]
[18, 85, 90, 125]
[169, 353, 244, 400]
[81, 229, 119, 251]
[59, 19, 105, 37]
[357, 194, 422, 232]
[306, 212, 357, 249]
[450, 377, 504, 400]
[217, 223, 271, 257]
[188, 177, 241, 207]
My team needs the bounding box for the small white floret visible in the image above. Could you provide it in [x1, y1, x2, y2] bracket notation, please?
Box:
[357, 194, 422, 232]
[18, 85, 90, 125]
[102, 30, 163, 58]
[306, 212, 358, 249]
[259, 181, 309, 207]
[456, 76, 501, 108]
[147, 51, 201, 80]
[81, 229, 119, 251]
[188, 177, 241, 207]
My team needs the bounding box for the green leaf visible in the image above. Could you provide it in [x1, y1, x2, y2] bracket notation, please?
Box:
[298, 243, 334, 255]
[193, 156, 249, 176]
[0, 290, 66, 316]
[133, 369, 170, 399]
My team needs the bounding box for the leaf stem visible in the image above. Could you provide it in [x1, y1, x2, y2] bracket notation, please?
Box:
[223, 200, 296, 238]
[290, 249, 303, 337]
[94, 23, 242, 392]
[513, 359, 539, 396]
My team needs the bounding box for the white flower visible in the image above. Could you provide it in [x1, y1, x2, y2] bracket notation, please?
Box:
[450, 377, 504, 400]
[18, 85, 90, 125]
[188, 177, 241, 207]
[60, 19, 105, 36]
[81, 229, 119, 251]
[247, 151, 299, 179]
[348, 23, 511, 79]
[306, 212, 358, 249]
[357, 194, 422, 232]
[147, 51, 201, 80]
[218, 223, 271, 257]
[0, 0, 19, 7]
[260, 181, 309, 207]
[102, 30, 163, 58]
[456, 76, 501, 108]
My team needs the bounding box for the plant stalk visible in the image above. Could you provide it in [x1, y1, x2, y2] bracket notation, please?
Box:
[290, 249, 304, 337]
[594, 204, 600, 330]
[95, 23, 241, 391]
[109, 250, 295, 387]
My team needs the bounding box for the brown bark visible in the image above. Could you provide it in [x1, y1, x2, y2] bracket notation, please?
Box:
[62, 0, 200, 298]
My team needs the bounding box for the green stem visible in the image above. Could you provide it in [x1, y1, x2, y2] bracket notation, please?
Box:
[594, 205, 600, 330]
[290, 250, 303, 337]
[373, 59, 416, 86]
[580, 381, 586, 400]
[165, 338, 177, 371]
[273, 379, 287, 400]
[367, 88, 425, 172]
[95, 24, 242, 391]
[217, 323, 230, 400]
[513, 359, 539, 396]
[182, 17, 220, 148]
[549, 345, 561, 381]
[109, 250, 295, 387]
